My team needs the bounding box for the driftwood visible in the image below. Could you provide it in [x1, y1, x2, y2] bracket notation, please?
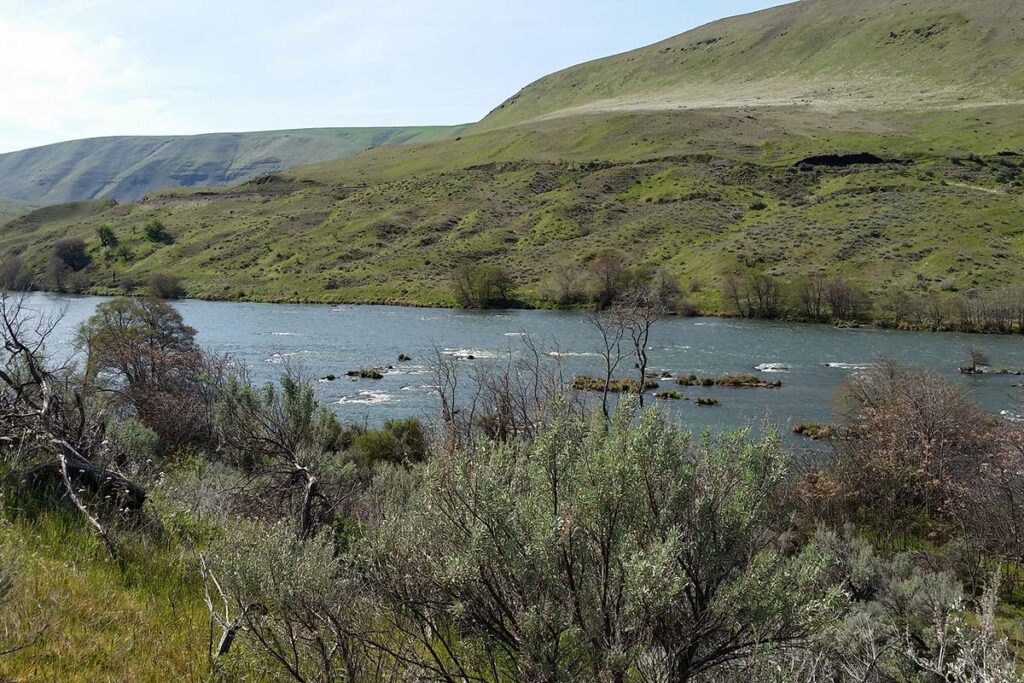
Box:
[15, 458, 146, 510]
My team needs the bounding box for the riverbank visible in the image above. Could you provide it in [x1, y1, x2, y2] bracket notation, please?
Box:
[43, 282, 1024, 338]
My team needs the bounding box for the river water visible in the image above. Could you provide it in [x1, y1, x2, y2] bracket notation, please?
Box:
[15, 293, 1024, 440]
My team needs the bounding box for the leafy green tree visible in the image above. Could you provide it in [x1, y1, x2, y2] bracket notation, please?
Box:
[113, 244, 134, 263]
[77, 297, 197, 386]
[451, 263, 515, 308]
[76, 297, 216, 447]
[51, 238, 90, 272]
[50, 238, 91, 291]
[96, 225, 119, 248]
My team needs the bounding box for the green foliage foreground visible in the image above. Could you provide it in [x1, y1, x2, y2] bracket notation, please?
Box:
[351, 405, 826, 681]
[201, 402, 1019, 682]
[0, 296, 1021, 681]
[1, 400, 1020, 681]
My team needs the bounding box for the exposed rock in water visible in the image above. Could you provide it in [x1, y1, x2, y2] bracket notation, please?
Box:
[793, 423, 835, 440]
[573, 376, 660, 393]
[347, 368, 385, 380]
[958, 367, 1023, 376]
[677, 373, 782, 389]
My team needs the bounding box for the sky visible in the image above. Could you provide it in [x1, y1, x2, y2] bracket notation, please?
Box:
[0, 0, 784, 153]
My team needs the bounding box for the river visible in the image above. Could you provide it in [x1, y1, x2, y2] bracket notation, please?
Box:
[13, 293, 1024, 441]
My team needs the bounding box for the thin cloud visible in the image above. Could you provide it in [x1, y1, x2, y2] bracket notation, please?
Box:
[0, 15, 183, 150]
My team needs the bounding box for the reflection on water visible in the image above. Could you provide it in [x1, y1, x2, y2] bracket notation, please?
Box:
[16, 293, 1024, 442]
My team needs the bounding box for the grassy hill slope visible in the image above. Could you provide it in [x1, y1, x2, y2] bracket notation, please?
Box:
[481, 0, 1024, 129]
[1, 0, 1022, 310]
[0, 198, 33, 223]
[0, 126, 466, 204]
[2, 148, 1020, 309]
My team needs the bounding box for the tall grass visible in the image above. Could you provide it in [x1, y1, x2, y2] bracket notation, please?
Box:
[0, 510, 211, 681]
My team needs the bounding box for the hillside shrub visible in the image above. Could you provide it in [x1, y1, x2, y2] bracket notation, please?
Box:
[350, 417, 428, 466]
[144, 219, 174, 245]
[51, 238, 90, 272]
[148, 273, 185, 299]
[358, 401, 836, 681]
[0, 256, 32, 291]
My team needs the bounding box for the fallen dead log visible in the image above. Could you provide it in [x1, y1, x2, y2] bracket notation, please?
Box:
[13, 458, 146, 510]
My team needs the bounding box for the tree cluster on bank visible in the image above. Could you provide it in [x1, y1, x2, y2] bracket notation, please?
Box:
[1, 294, 1023, 681]
[450, 253, 690, 314]
[447, 255, 1024, 335]
[724, 267, 1024, 333]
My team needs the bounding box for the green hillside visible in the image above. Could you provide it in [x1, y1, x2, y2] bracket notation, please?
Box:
[1, 0, 1022, 311]
[481, 0, 1024, 129]
[0, 126, 466, 204]
[2, 145, 1021, 309]
[0, 198, 32, 223]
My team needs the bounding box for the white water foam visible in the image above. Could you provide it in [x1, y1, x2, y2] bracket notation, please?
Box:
[822, 362, 872, 370]
[337, 391, 395, 406]
[401, 385, 440, 393]
[755, 363, 790, 373]
[443, 348, 498, 359]
[265, 351, 310, 364]
[694, 321, 744, 329]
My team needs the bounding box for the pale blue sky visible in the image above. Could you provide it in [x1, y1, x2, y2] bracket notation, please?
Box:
[0, 0, 784, 153]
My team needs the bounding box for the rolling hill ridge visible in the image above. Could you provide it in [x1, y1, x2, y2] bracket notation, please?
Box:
[481, 0, 1024, 129]
[0, 126, 466, 204]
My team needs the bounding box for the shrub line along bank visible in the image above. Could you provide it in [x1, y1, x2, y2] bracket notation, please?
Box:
[30, 284, 1024, 338]
[9, 230, 1024, 334]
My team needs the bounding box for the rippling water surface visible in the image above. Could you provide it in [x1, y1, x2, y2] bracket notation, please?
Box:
[19, 293, 1024, 441]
